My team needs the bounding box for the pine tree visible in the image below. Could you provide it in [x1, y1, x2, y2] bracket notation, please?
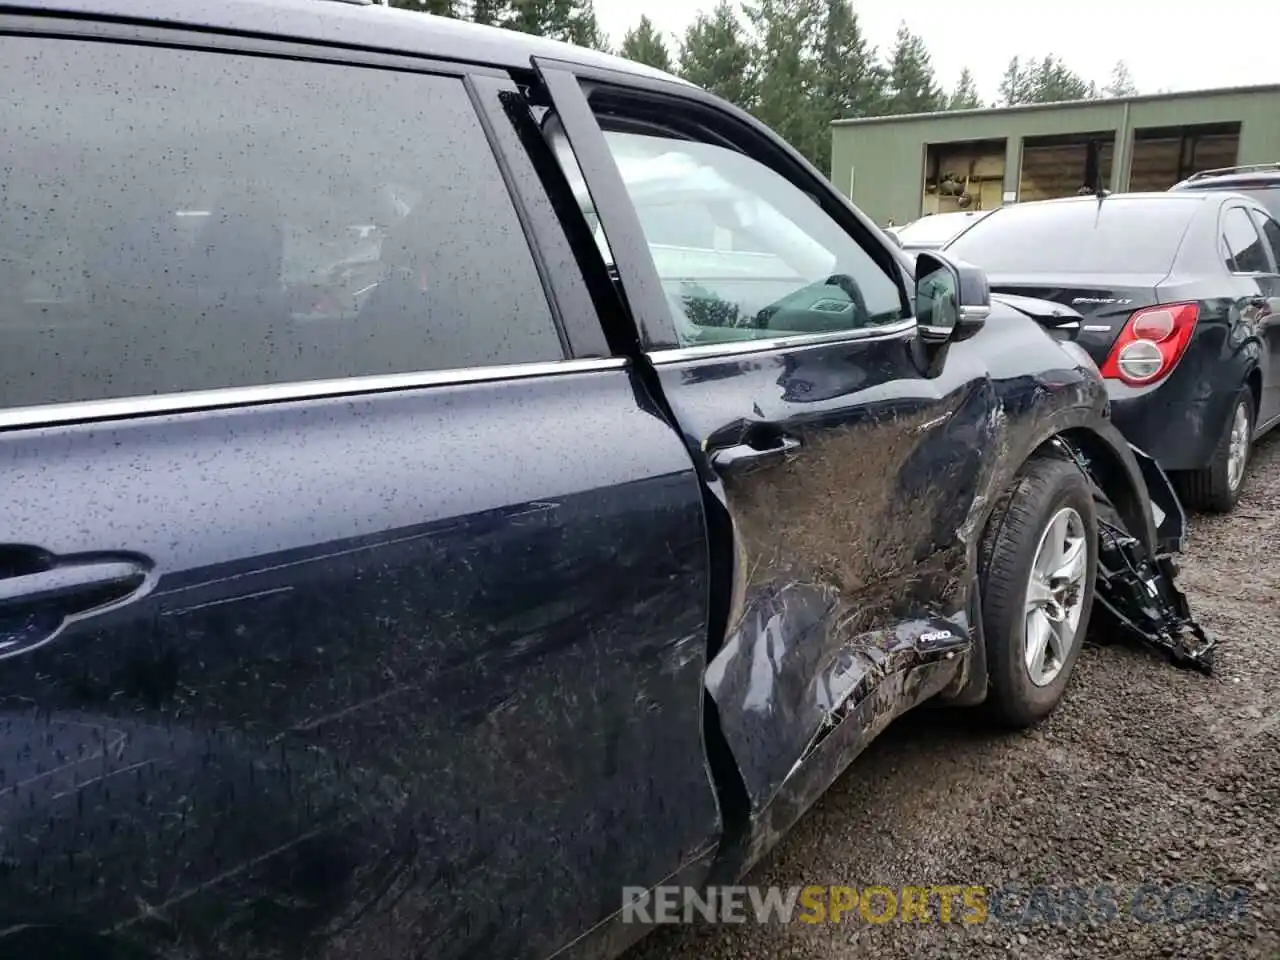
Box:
[883, 22, 944, 115]
[998, 56, 1031, 106]
[1103, 59, 1138, 97]
[470, 0, 508, 25]
[742, 0, 823, 155]
[566, 0, 610, 52]
[388, 0, 462, 15]
[814, 0, 885, 119]
[619, 15, 673, 71]
[998, 55, 1094, 105]
[947, 67, 982, 110]
[1028, 55, 1095, 103]
[678, 1, 756, 110]
[809, 0, 885, 169]
[504, 0, 575, 40]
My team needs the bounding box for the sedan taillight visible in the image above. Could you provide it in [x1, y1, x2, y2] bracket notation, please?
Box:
[1099, 303, 1200, 386]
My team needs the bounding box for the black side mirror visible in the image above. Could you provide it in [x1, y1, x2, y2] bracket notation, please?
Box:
[914, 251, 990, 344]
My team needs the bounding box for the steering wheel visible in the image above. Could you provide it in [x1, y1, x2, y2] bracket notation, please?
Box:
[824, 273, 871, 323]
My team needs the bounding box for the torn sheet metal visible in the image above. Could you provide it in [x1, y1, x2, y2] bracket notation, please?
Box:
[703, 391, 986, 818]
[704, 577, 972, 816]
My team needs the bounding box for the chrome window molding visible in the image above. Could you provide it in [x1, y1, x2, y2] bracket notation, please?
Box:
[0, 357, 627, 431]
[647, 315, 917, 364]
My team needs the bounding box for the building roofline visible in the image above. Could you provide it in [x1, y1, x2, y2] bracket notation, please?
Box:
[831, 81, 1280, 128]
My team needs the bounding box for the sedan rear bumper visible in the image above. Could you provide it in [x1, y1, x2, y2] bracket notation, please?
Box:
[1107, 386, 1229, 472]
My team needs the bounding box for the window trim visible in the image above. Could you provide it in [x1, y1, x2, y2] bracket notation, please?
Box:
[469, 72, 612, 359]
[535, 63, 676, 352]
[1220, 203, 1272, 277]
[0, 25, 591, 419]
[0, 13, 510, 79]
[532, 56, 915, 360]
[648, 316, 918, 365]
[0, 358, 627, 432]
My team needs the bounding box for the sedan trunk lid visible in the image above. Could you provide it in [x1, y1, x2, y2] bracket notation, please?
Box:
[986, 272, 1165, 365]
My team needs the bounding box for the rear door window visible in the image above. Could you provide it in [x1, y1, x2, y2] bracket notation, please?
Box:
[1221, 206, 1270, 273]
[1249, 209, 1280, 273]
[0, 37, 564, 411]
[944, 198, 1199, 274]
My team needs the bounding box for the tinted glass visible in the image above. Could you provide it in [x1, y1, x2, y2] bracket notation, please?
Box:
[0, 38, 562, 411]
[573, 130, 903, 348]
[1253, 210, 1280, 272]
[945, 198, 1200, 274]
[1221, 207, 1269, 273]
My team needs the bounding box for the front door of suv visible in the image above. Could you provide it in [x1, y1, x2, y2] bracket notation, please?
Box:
[535, 62, 1000, 869]
[0, 29, 722, 959]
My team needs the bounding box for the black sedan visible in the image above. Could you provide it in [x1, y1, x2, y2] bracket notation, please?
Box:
[945, 192, 1280, 512]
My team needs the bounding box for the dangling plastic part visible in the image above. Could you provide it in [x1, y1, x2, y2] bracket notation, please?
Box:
[1094, 519, 1215, 674]
[1050, 436, 1215, 675]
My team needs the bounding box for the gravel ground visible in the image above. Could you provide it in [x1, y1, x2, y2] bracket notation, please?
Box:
[633, 434, 1280, 960]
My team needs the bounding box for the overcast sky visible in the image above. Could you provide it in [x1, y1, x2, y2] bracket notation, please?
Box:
[595, 0, 1280, 103]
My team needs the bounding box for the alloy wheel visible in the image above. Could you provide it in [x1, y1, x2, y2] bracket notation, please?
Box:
[1023, 507, 1089, 687]
[1227, 400, 1250, 492]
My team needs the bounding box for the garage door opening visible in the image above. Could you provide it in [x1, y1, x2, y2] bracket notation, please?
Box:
[1128, 122, 1241, 191]
[1018, 132, 1115, 202]
[921, 139, 1006, 217]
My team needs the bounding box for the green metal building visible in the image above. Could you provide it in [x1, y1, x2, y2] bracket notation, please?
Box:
[830, 83, 1280, 227]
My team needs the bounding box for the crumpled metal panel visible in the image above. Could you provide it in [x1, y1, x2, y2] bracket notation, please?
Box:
[703, 390, 990, 816]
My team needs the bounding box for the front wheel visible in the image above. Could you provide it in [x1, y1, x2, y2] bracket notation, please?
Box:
[979, 454, 1099, 728]
[1173, 387, 1253, 514]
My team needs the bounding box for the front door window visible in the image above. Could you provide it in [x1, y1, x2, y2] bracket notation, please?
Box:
[564, 128, 906, 347]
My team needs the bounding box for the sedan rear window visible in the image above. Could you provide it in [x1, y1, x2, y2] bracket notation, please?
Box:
[945, 198, 1201, 274]
[895, 213, 988, 248]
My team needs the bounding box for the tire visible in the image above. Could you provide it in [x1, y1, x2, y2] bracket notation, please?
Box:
[978, 453, 1099, 728]
[1173, 387, 1253, 514]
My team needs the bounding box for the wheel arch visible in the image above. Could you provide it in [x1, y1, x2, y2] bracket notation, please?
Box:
[1050, 427, 1155, 549]
[945, 410, 1170, 713]
[985, 413, 1161, 562]
[942, 427, 1119, 711]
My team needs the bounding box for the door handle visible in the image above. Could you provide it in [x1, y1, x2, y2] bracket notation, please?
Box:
[0, 559, 148, 613]
[709, 435, 801, 473]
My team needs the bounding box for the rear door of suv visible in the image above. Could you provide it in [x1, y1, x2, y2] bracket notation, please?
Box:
[0, 22, 721, 959]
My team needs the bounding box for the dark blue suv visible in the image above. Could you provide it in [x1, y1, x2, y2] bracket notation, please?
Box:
[0, 2, 1207, 958]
